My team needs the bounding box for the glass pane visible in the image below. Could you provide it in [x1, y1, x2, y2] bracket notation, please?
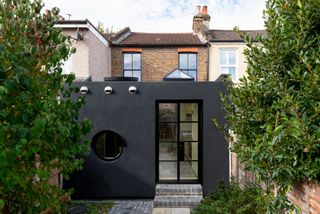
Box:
[159, 162, 177, 180]
[93, 131, 124, 160]
[182, 142, 198, 160]
[219, 50, 227, 64]
[229, 67, 236, 80]
[159, 103, 177, 122]
[132, 70, 141, 81]
[159, 142, 177, 160]
[229, 50, 236, 65]
[220, 67, 230, 75]
[159, 123, 177, 141]
[188, 54, 197, 69]
[180, 123, 198, 141]
[179, 54, 188, 69]
[124, 70, 132, 77]
[180, 103, 198, 121]
[188, 70, 197, 80]
[123, 54, 132, 69]
[180, 161, 198, 180]
[165, 69, 193, 80]
[132, 54, 141, 69]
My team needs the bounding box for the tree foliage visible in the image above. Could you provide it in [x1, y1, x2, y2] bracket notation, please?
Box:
[222, 0, 320, 194]
[97, 21, 105, 33]
[0, 0, 91, 212]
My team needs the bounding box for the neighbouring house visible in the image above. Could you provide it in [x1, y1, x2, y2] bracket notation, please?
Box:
[55, 19, 111, 81]
[208, 29, 265, 83]
[189, 5, 265, 83]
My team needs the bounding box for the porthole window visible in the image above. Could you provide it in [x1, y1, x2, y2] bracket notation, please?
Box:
[92, 130, 124, 160]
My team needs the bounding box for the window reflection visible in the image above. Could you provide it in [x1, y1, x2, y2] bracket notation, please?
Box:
[123, 53, 141, 81]
[219, 49, 236, 80]
[92, 130, 124, 160]
[179, 53, 197, 81]
[159, 103, 177, 122]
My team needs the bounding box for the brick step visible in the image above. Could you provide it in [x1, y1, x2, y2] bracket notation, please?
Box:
[155, 184, 203, 195]
[153, 195, 203, 208]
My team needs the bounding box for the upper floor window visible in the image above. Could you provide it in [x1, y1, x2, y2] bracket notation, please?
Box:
[123, 53, 141, 81]
[62, 55, 73, 75]
[219, 49, 236, 80]
[179, 53, 197, 81]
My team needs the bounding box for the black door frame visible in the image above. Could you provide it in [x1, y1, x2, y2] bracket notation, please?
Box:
[155, 100, 203, 184]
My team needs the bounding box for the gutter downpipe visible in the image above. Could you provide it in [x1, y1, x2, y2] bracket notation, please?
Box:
[206, 41, 210, 81]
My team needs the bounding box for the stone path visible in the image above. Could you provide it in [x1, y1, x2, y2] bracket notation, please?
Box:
[108, 200, 153, 214]
[108, 200, 191, 214]
[153, 208, 190, 214]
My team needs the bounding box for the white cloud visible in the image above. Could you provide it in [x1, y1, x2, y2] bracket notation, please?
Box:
[42, 0, 266, 32]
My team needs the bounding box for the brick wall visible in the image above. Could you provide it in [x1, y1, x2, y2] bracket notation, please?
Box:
[231, 153, 320, 213]
[111, 46, 208, 81]
[48, 169, 60, 187]
[287, 181, 320, 214]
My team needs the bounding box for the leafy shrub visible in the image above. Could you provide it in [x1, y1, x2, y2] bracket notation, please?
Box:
[0, 0, 91, 213]
[193, 180, 282, 214]
[218, 0, 320, 201]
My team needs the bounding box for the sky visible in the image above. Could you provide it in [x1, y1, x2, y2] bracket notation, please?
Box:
[42, 0, 266, 33]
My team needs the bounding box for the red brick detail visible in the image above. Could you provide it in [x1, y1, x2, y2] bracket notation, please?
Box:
[48, 169, 60, 186]
[231, 153, 320, 214]
[287, 181, 320, 214]
[178, 47, 199, 53]
[122, 48, 142, 52]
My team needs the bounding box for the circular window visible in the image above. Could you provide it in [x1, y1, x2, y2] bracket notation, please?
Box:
[92, 130, 124, 160]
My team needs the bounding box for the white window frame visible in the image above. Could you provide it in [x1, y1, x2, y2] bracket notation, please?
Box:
[219, 48, 237, 81]
[62, 54, 73, 75]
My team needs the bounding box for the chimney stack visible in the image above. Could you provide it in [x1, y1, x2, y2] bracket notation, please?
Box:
[192, 5, 211, 33]
[196, 5, 201, 14]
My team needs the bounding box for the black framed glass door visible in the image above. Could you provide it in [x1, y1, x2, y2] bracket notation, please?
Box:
[157, 102, 200, 182]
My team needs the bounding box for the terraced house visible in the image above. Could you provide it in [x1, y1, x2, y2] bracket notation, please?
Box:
[56, 5, 265, 208]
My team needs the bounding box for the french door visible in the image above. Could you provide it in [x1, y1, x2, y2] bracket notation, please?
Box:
[157, 102, 200, 183]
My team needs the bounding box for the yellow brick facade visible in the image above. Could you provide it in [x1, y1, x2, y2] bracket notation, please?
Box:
[111, 46, 208, 81]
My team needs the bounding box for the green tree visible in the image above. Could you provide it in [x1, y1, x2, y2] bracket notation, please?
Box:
[0, 0, 91, 213]
[220, 0, 320, 207]
[97, 21, 105, 33]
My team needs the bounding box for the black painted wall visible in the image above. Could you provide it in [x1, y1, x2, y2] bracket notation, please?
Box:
[64, 81, 229, 199]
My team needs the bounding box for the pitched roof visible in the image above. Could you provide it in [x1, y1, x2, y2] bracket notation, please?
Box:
[209, 30, 266, 42]
[112, 32, 206, 47]
[55, 19, 109, 46]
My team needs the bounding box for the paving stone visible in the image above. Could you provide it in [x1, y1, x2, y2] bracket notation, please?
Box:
[172, 208, 190, 214]
[109, 200, 153, 214]
[152, 208, 190, 214]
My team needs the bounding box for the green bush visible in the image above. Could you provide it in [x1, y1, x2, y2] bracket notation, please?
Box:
[193, 180, 280, 214]
[217, 0, 320, 205]
[0, 0, 91, 213]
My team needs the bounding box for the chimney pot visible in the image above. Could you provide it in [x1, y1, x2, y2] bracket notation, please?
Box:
[196, 5, 201, 14]
[202, 5, 208, 15]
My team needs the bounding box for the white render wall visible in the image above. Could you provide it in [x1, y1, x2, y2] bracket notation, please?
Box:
[88, 29, 111, 81]
[209, 42, 248, 83]
[62, 28, 111, 81]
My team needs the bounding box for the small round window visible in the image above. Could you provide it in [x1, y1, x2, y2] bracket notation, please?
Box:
[92, 130, 124, 160]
